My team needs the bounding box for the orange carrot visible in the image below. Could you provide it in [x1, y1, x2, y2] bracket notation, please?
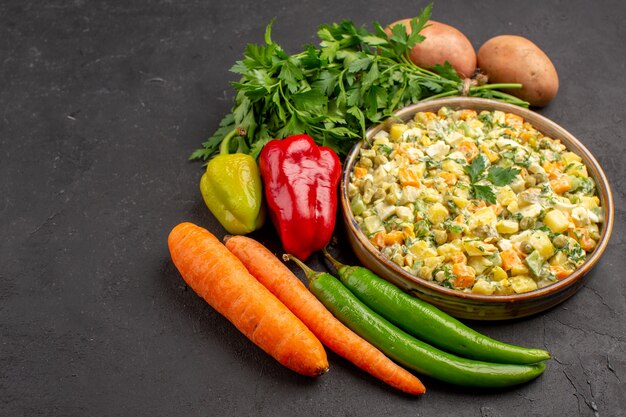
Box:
[501, 249, 523, 271]
[452, 263, 476, 288]
[450, 252, 467, 264]
[383, 230, 405, 246]
[225, 235, 426, 395]
[440, 171, 457, 186]
[550, 174, 572, 194]
[549, 264, 573, 280]
[353, 166, 368, 178]
[398, 166, 422, 187]
[168, 222, 328, 377]
[369, 231, 386, 249]
[569, 227, 596, 251]
[459, 109, 477, 120]
[504, 113, 524, 128]
[458, 140, 479, 161]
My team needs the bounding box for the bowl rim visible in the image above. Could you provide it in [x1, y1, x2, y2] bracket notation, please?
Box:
[341, 97, 615, 303]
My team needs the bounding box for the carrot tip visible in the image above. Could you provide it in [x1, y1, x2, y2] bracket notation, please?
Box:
[223, 235, 233, 243]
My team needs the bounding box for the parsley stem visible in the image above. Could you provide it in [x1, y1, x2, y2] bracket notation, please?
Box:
[472, 83, 523, 91]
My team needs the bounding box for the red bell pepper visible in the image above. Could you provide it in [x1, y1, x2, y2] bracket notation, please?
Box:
[259, 134, 341, 261]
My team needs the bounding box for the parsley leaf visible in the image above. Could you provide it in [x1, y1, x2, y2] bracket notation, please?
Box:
[488, 166, 521, 186]
[463, 153, 517, 204]
[292, 89, 328, 112]
[472, 184, 497, 204]
[407, 4, 432, 47]
[347, 56, 373, 73]
[311, 70, 338, 96]
[464, 154, 488, 183]
[278, 59, 304, 93]
[432, 61, 461, 82]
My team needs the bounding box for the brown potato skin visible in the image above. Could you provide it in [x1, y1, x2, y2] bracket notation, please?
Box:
[386, 19, 477, 78]
[477, 35, 559, 107]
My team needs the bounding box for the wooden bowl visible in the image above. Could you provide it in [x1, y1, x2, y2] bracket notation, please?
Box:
[341, 97, 614, 320]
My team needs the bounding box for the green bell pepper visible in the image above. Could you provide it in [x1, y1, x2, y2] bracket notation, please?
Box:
[199, 129, 265, 234]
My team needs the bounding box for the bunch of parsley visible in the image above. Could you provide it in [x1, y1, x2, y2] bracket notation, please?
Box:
[191, 4, 527, 161]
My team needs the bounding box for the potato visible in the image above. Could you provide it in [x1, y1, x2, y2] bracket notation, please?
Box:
[477, 35, 559, 107]
[386, 19, 476, 78]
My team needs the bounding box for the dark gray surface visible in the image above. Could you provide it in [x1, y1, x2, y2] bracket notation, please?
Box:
[1, 1, 625, 416]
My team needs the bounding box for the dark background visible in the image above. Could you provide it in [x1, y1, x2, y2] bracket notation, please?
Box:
[2, 1, 625, 416]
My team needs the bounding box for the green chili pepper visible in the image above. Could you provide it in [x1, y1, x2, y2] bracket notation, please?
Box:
[199, 128, 265, 235]
[285, 255, 546, 388]
[323, 249, 550, 365]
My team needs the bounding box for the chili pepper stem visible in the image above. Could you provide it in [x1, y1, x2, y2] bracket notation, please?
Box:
[283, 254, 322, 283]
[322, 247, 347, 274]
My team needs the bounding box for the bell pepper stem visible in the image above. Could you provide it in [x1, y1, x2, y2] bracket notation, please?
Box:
[219, 128, 246, 155]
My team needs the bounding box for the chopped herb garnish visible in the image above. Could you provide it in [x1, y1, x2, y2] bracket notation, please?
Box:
[488, 166, 521, 186]
[472, 184, 497, 204]
[444, 220, 464, 234]
[378, 144, 393, 155]
[463, 154, 520, 204]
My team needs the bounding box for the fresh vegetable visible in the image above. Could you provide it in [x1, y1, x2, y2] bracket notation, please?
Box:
[323, 249, 550, 364]
[168, 222, 328, 377]
[385, 19, 476, 78]
[259, 134, 341, 261]
[225, 235, 425, 395]
[285, 255, 546, 387]
[190, 4, 528, 161]
[477, 35, 559, 107]
[199, 128, 265, 234]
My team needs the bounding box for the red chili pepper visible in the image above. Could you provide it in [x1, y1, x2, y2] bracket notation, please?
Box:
[259, 134, 341, 261]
